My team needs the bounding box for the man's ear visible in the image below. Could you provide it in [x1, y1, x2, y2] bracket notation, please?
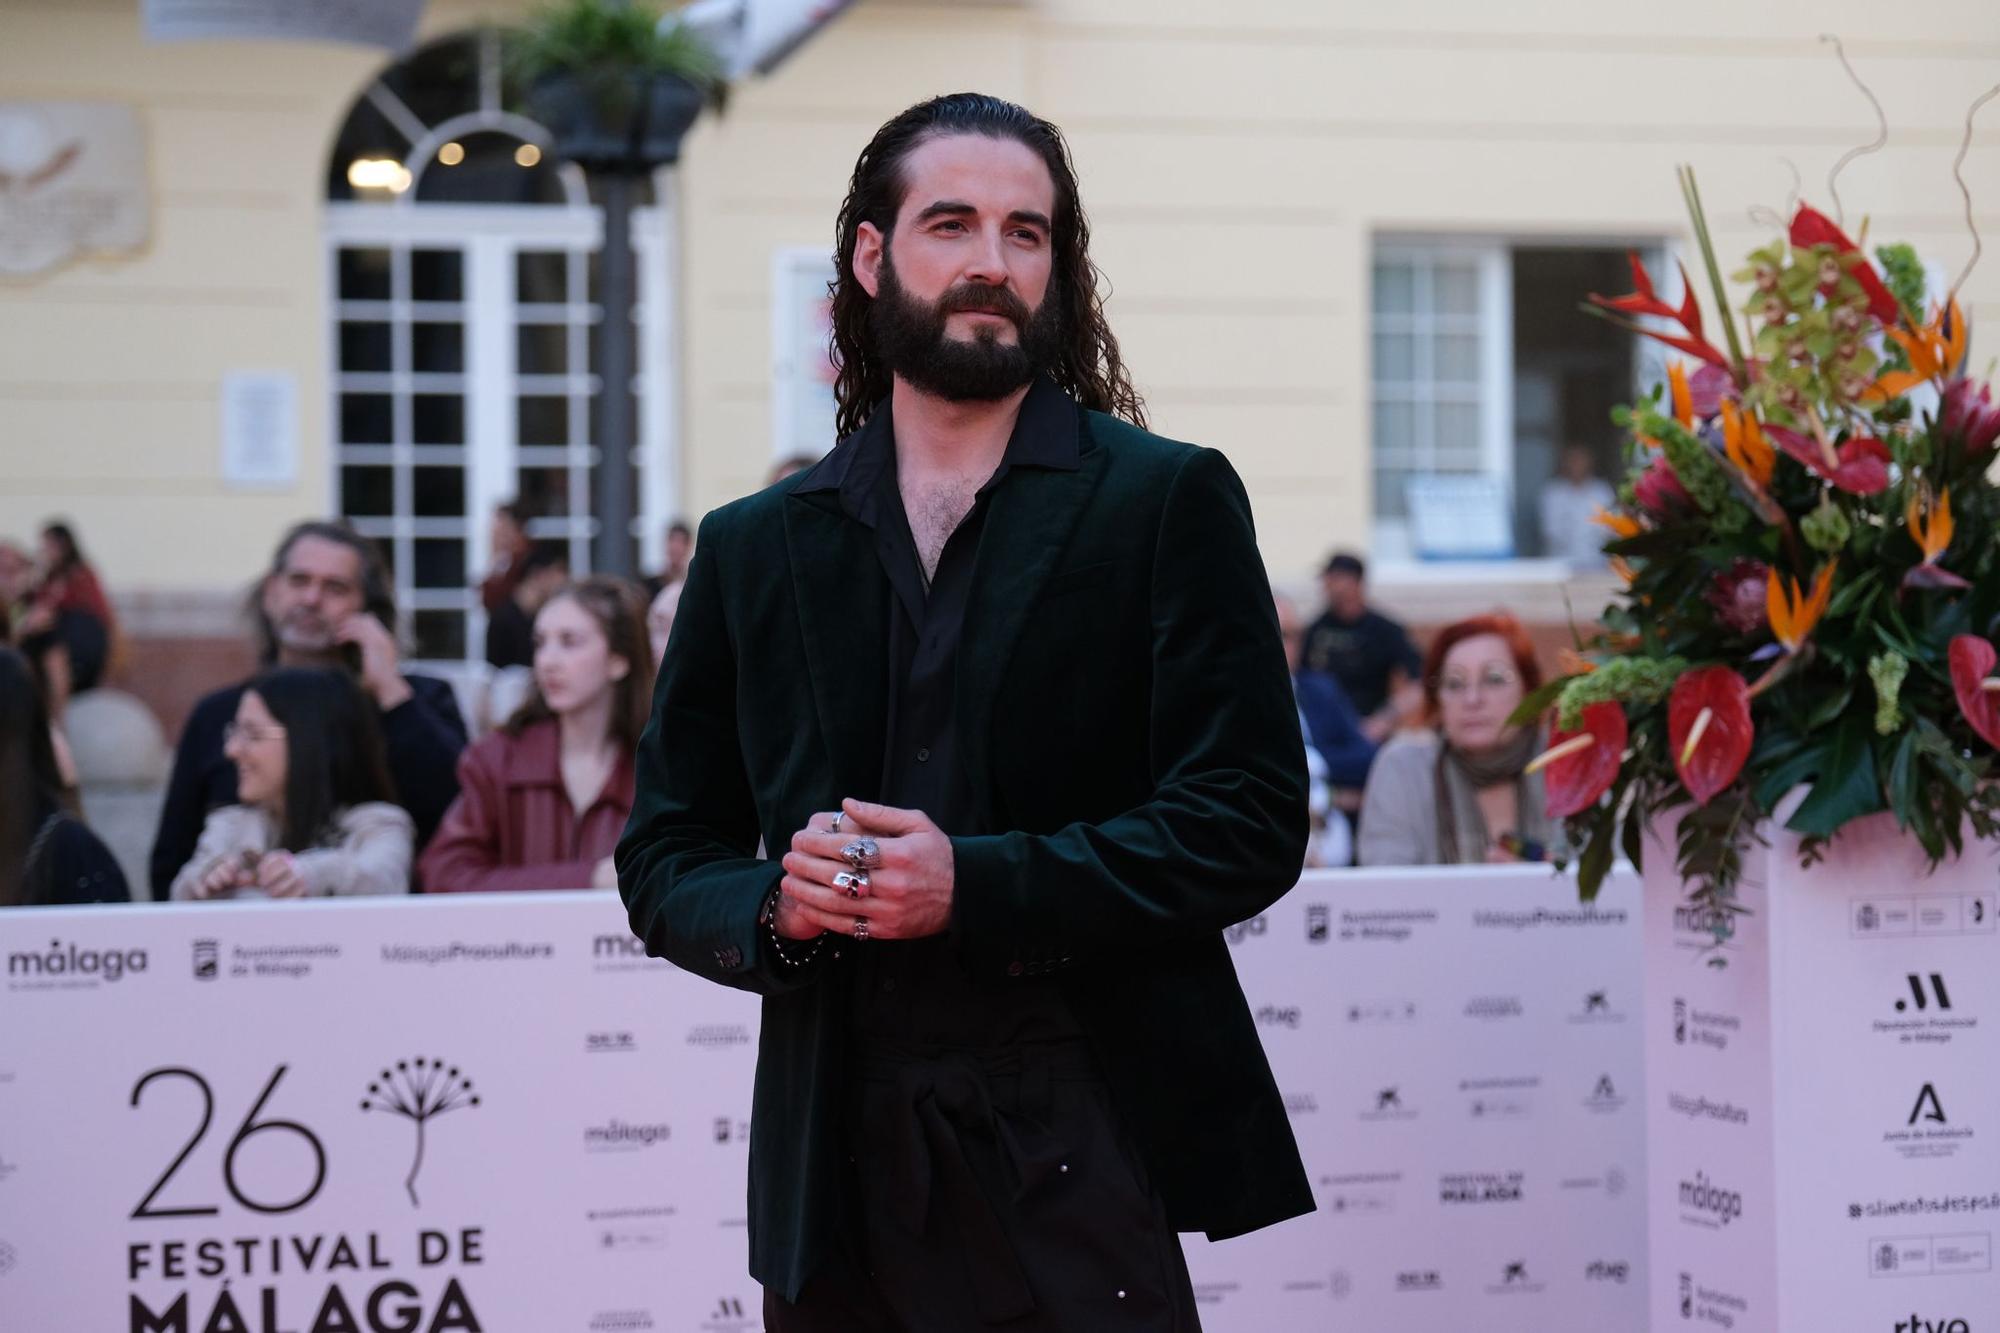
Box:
[853, 221, 884, 299]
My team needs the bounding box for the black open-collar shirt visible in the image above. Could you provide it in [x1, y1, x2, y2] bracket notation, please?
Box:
[794, 376, 1087, 1049]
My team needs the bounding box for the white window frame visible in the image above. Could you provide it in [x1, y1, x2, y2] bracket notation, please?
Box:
[323, 200, 678, 670]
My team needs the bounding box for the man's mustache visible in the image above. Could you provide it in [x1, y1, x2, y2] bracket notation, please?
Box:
[935, 284, 1032, 327]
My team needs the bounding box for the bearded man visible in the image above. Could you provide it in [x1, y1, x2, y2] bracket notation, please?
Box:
[618, 93, 1312, 1331]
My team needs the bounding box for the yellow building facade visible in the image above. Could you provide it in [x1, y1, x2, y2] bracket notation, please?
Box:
[3, 0, 1997, 681]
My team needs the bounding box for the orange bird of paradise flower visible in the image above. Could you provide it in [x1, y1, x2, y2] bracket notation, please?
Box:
[1766, 564, 1835, 654]
[1720, 400, 1774, 489]
[1667, 362, 1694, 428]
[1593, 507, 1641, 539]
[1867, 299, 1967, 402]
[1904, 485, 1969, 590]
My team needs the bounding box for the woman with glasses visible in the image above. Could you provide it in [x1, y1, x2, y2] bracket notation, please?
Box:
[1357, 613, 1553, 866]
[170, 667, 412, 899]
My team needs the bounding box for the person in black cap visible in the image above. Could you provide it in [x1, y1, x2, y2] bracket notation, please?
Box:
[1304, 550, 1423, 743]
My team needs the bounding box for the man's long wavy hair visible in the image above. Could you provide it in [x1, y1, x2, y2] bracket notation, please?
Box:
[828, 93, 1146, 438]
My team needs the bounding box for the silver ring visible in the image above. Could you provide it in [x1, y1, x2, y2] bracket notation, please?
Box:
[829, 811, 846, 834]
[852, 916, 870, 941]
[840, 837, 880, 870]
[832, 869, 870, 899]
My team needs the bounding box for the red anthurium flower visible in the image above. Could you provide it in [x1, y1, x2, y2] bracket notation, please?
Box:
[1540, 702, 1628, 820]
[1948, 636, 2000, 750]
[1668, 666, 1753, 805]
[1788, 204, 1903, 327]
[1763, 424, 1890, 495]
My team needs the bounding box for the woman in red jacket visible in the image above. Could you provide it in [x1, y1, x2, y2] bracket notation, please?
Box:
[420, 575, 654, 891]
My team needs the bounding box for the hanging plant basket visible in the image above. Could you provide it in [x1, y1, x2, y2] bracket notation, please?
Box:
[525, 68, 705, 172]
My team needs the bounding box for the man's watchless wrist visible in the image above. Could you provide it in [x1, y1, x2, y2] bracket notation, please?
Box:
[760, 882, 825, 969]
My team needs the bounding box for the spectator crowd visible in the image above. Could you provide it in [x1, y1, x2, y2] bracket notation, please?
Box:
[4, 494, 1572, 908]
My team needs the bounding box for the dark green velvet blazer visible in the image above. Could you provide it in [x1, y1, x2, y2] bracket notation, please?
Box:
[617, 386, 1314, 1301]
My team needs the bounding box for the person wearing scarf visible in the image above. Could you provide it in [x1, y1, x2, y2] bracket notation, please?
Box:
[1357, 612, 1555, 866]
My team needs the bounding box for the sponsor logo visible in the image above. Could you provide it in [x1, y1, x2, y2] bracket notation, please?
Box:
[1680, 1271, 1750, 1328]
[1360, 1086, 1417, 1123]
[1558, 1166, 1630, 1197]
[1871, 1233, 1994, 1278]
[1461, 1074, 1537, 1121]
[700, 1296, 757, 1333]
[1329, 1270, 1351, 1299]
[1893, 1318, 1971, 1333]
[1886, 1083, 1975, 1161]
[1321, 1170, 1399, 1217]
[598, 1226, 669, 1252]
[1878, 974, 1979, 1046]
[1439, 1170, 1524, 1205]
[1332, 908, 1438, 942]
[1345, 999, 1417, 1024]
[359, 1057, 480, 1207]
[202, 941, 342, 980]
[191, 939, 218, 981]
[1678, 1171, 1743, 1229]
[1393, 1269, 1442, 1292]
[1305, 904, 1330, 943]
[1672, 998, 1739, 1052]
[0, 1239, 14, 1276]
[1584, 1074, 1628, 1114]
[588, 1312, 656, 1332]
[585, 1032, 638, 1054]
[1485, 1260, 1545, 1295]
[1282, 1092, 1318, 1117]
[1463, 995, 1524, 1021]
[1668, 1092, 1750, 1126]
[1852, 1192, 2000, 1221]
[381, 940, 553, 966]
[1584, 1259, 1630, 1284]
[1852, 895, 1998, 939]
[6, 938, 147, 989]
[1473, 905, 1628, 931]
[1223, 915, 1267, 946]
[1673, 901, 1736, 950]
[712, 1117, 750, 1143]
[0, 1153, 16, 1185]
[1569, 989, 1627, 1024]
[686, 1024, 752, 1051]
[1254, 1003, 1301, 1028]
[586, 1119, 672, 1153]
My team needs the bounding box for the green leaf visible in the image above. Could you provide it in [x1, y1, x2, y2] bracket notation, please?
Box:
[1620, 800, 1645, 871]
[1755, 738, 1828, 808]
[1805, 684, 1855, 733]
[1508, 675, 1575, 729]
[1886, 729, 1920, 828]
[1576, 805, 1618, 902]
[1785, 716, 1886, 838]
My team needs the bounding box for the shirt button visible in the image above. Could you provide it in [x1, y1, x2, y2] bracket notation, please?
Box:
[916, 747, 930, 762]
[882, 978, 898, 993]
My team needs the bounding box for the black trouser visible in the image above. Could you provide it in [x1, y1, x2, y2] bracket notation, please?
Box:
[764, 1039, 1201, 1332]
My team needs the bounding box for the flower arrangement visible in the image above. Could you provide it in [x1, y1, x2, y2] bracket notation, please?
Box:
[1522, 166, 2000, 932]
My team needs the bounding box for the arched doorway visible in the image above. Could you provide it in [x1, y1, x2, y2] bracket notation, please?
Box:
[324, 29, 678, 666]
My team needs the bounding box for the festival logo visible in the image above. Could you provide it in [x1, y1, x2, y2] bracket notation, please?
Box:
[360, 1057, 481, 1207]
[700, 1294, 758, 1333]
[1438, 1170, 1525, 1205]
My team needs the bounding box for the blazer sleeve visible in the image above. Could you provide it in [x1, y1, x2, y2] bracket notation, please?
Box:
[382, 676, 468, 849]
[947, 447, 1311, 977]
[615, 510, 803, 995]
[295, 804, 414, 896]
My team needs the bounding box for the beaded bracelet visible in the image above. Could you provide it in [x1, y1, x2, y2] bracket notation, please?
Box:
[762, 884, 826, 968]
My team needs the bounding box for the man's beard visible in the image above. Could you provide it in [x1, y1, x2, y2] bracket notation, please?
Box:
[867, 249, 1062, 403]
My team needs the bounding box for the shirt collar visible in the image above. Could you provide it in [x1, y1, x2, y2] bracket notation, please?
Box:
[792, 374, 1082, 510]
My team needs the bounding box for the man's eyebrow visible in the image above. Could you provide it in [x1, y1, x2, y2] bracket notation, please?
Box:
[908, 201, 1052, 234]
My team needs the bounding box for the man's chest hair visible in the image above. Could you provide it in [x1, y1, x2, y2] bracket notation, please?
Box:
[905, 476, 981, 581]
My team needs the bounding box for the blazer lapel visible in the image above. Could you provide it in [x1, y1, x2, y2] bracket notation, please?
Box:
[955, 444, 1105, 802]
[784, 489, 890, 804]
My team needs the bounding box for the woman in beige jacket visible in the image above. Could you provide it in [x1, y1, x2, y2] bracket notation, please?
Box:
[172, 668, 411, 899]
